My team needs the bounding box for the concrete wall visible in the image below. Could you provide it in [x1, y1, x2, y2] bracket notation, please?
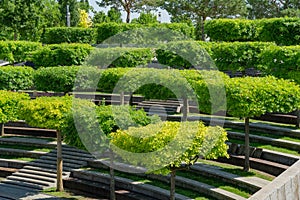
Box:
[249, 160, 300, 200]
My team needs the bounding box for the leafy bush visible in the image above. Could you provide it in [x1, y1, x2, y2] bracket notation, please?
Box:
[19, 96, 73, 130]
[0, 91, 30, 123]
[97, 68, 130, 93]
[209, 42, 275, 72]
[62, 104, 160, 149]
[0, 66, 34, 90]
[41, 27, 97, 44]
[95, 22, 194, 43]
[86, 47, 154, 68]
[259, 45, 300, 81]
[156, 41, 275, 72]
[204, 18, 300, 45]
[204, 19, 259, 42]
[226, 76, 300, 118]
[0, 41, 42, 63]
[110, 121, 228, 174]
[30, 43, 93, 68]
[258, 18, 300, 46]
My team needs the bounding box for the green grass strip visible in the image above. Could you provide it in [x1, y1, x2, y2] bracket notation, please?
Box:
[0, 154, 35, 161]
[0, 144, 52, 152]
[229, 138, 300, 156]
[91, 168, 214, 199]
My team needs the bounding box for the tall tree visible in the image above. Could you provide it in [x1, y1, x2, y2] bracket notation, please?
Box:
[161, 0, 247, 41]
[96, 0, 158, 23]
[107, 7, 122, 23]
[246, 0, 300, 19]
[0, 0, 44, 40]
[58, 0, 80, 26]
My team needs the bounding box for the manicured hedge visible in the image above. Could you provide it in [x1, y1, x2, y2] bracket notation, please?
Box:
[30, 43, 93, 68]
[41, 27, 97, 44]
[19, 96, 74, 130]
[87, 47, 154, 68]
[0, 91, 30, 123]
[0, 66, 34, 90]
[258, 45, 300, 84]
[258, 18, 300, 46]
[204, 18, 300, 46]
[95, 22, 194, 43]
[156, 41, 275, 72]
[0, 41, 42, 63]
[204, 19, 259, 42]
[62, 104, 160, 149]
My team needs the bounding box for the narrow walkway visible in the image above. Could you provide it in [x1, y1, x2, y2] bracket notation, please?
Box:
[0, 137, 94, 200]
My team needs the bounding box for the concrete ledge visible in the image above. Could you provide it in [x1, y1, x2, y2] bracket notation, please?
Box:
[249, 160, 300, 200]
[72, 169, 191, 200]
[0, 158, 27, 169]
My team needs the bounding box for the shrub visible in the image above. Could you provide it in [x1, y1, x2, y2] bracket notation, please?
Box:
[204, 19, 259, 42]
[86, 47, 154, 68]
[95, 22, 194, 44]
[41, 27, 97, 44]
[156, 41, 275, 72]
[0, 91, 30, 123]
[62, 104, 160, 149]
[30, 43, 93, 68]
[0, 66, 34, 90]
[258, 18, 300, 46]
[0, 41, 42, 63]
[110, 121, 228, 174]
[19, 96, 73, 130]
[258, 45, 300, 80]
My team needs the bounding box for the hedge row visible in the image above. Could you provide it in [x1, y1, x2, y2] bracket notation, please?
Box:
[41, 27, 97, 44]
[0, 41, 41, 63]
[30, 43, 93, 68]
[0, 67, 34, 91]
[205, 18, 300, 45]
[0, 90, 30, 123]
[156, 41, 276, 72]
[95, 22, 195, 43]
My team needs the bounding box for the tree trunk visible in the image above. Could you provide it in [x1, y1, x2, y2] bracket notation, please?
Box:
[244, 117, 250, 172]
[109, 149, 116, 200]
[13, 32, 18, 41]
[182, 97, 189, 121]
[201, 17, 206, 41]
[170, 170, 176, 200]
[296, 109, 300, 128]
[126, 10, 130, 23]
[120, 92, 125, 105]
[129, 92, 133, 106]
[0, 123, 4, 136]
[56, 130, 64, 192]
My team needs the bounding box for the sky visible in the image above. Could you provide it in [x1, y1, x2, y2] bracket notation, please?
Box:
[89, 0, 171, 23]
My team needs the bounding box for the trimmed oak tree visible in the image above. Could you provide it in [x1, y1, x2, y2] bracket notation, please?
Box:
[226, 76, 300, 171]
[0, 91, 29, 136]
[19, 96, 75, 191]
[110, 121, 228, 199]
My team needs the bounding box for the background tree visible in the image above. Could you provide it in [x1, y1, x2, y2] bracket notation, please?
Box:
[131, 12, 158, 24]
[107, 7, 123, 23]
[0, 0, 44, 40]
[92, 11, 110, 24]
[58, 0, 80, 26]
[246, 0, 300, 19]
[161, 0, 247, 41]
[78, 9, 92, 28]
[96, 0, 158, 23]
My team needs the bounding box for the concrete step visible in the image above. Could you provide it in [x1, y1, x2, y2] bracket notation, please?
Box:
[0, 147, 47, 159]
[33, 159, 83, 169]
[39, 155, 87, 166]
[47, 152, 94, 162]
[52, 149, 94, 159]
[190, 163, 270, 193]
[1, 179, 44, 190]
[7, 176, 52, 187]
[12, 172, 56, 183]
[23, 165, 68, 176]
[18, 168, 57, 178]
[0, 137, 56, 148]
[4, 126, 56, 137]
[25, 161, 73, 172]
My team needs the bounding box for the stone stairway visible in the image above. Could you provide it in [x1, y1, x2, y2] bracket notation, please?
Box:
[0, 145, 94, 192]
